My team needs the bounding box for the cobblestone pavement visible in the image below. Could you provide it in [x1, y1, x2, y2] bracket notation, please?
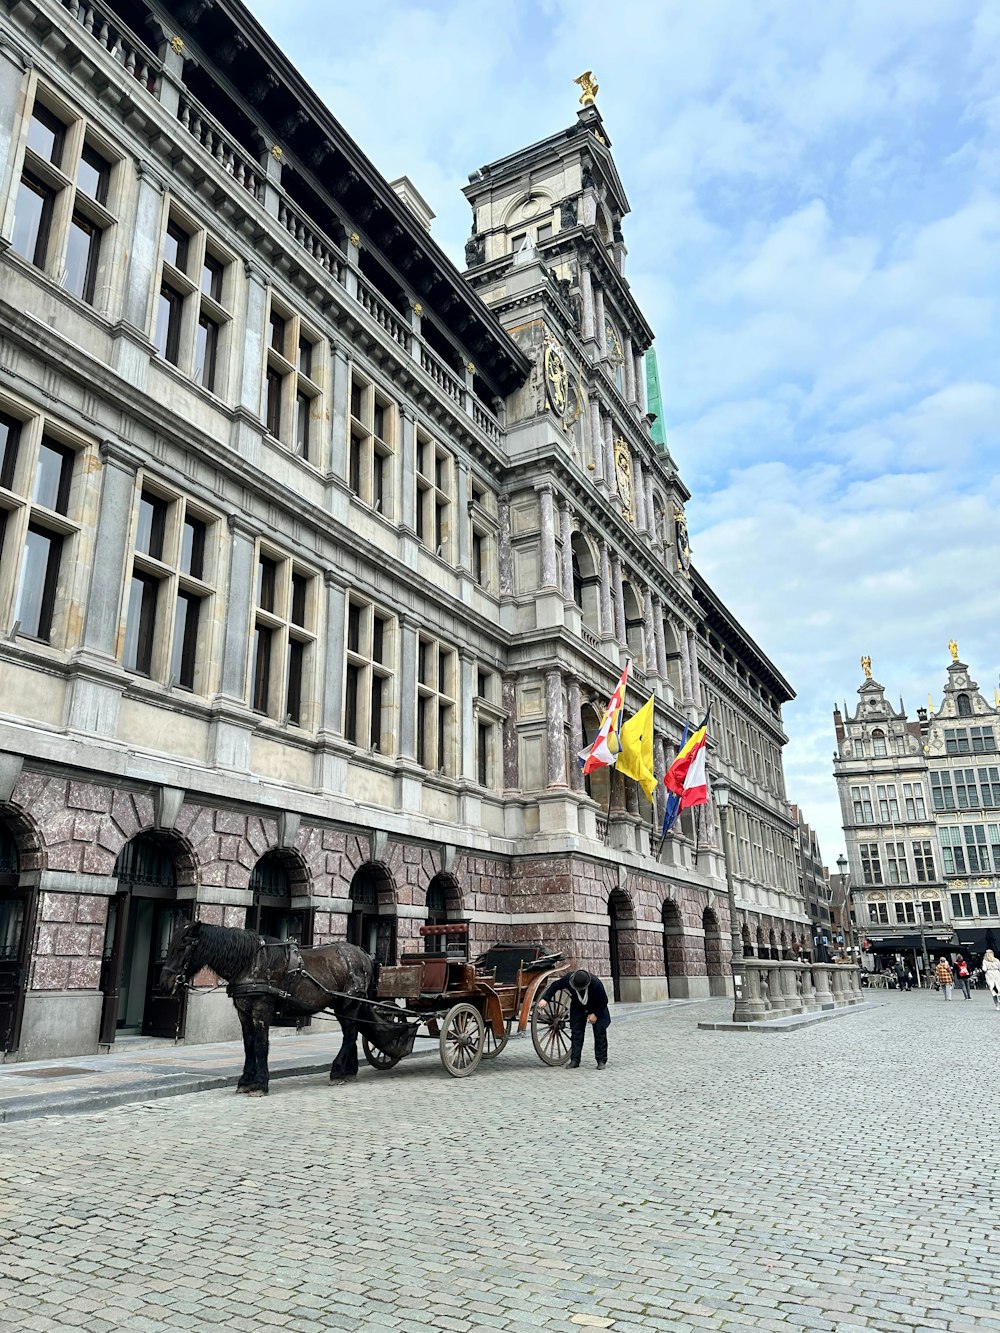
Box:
[1, 991, 999, 1333]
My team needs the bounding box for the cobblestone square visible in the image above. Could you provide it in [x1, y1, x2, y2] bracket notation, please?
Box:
[1, 993, 998, 1332]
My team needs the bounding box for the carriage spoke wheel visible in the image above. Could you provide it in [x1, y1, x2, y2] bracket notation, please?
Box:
[481, 1020, 509, 1060]
[361, 1034, 401, 1070]
[531, 989, 573, 1066]
[440, 1002, 485, 1078]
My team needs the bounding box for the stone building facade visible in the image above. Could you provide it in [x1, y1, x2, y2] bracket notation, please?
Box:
[0, 0, 807, 1061]
[790, 806, 832, 959]
[833, 649, 1000, 975]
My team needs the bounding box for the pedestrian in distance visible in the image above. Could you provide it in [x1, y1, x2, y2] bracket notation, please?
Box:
[983, 949, 1000, 1009]
[894, 961, 908, 992]
[954, 954, 972, 1000]
[538, 967, 611, 1069]
[934, 956, 955, 1001]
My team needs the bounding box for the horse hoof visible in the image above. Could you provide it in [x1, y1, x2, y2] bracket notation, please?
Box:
[330, 1075, 356, 1085]
[236, 1085, 266, 1096]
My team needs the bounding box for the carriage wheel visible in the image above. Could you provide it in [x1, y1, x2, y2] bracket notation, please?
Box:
[439, 1002, 485, 1078]
[531, 989, 572, 1066]
[361, 1034, 401, 1070]
[481, 1020, 509, 1060]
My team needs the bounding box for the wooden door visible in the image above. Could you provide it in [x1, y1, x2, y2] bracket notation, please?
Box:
[0, 887, 33, 1054]
[99, 892, 131, 1046]
[142, 901, 192, 1037]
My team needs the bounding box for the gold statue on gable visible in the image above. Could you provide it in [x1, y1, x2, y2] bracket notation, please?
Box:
[948, 639, 959, 662]
[575, 71, 599, 106]
[860, 655, 872, 681]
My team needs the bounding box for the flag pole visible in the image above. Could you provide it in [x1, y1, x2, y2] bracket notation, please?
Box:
[603, 772, 613, 842]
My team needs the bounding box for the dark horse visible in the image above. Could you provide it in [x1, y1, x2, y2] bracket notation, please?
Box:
[160, 922, 405, 1094]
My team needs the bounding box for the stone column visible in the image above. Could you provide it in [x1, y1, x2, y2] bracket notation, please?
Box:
[218, 517, 258, 701]
[645, 471, 657, 541]
[397, 616, 418, 762]
[598, 539, 614, 638]
[653, 600, 668, 678]
[237, 261, 268, 418]
[319, 571, 347, 736]
[328, 340, 350, 482]
[502, 673, 518, 791]
[634, 354, 645, 412]
[459, 651, 476, 780]
[539, 486, 558, 590]
[80, 442, 139, 657]
[594, 286, 607, 358]
[610, 765, 626, 815]
[689, 630, 703, 707]
[119, 162, 165, 336]
[678, 627, 693, 703]
[643, 588, 657, 676]
[559, 500, 574, 601]
[0, 37, 29, 243]
[399, 407, 416, 532]
[498, 496, 513, 596]
[812, 963, 834, 1010]
[602, 416, 616, 493]
[634, 457, 647, 532]
[611, 555, 626, 646]
[544, 668, 566, 788]
[580, 265, 596, 342]
[456, 461, 470, 572]
[567, 676, 584, 793]
[624, 333, 637, 403]
[589, 398, 605, 485]
[652, 734, 667, 827]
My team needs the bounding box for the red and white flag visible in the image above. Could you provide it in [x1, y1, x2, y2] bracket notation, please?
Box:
[579, 662, 630, 776]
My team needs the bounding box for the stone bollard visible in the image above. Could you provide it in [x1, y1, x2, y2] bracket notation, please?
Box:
[780, 961, 802, 1015]
[812, 963, 834, 1010]
[849, 964, 864, 1004]
[799, 963, 818, 1013]
[735, 960, 769, 1022]
[767, 962, 788, 1013]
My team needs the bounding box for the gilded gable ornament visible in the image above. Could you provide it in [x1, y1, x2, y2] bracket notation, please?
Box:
[575, 71, 599, 106]
[543, 336, 569, 416]
[674, 506, 691, 573]
[613, 439, 634, 519]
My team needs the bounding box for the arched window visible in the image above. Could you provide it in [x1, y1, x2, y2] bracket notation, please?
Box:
[871, 729, 887, 757]
[248, 852, 308, 944]
[348, 864, 396, 964]
[957, 694, 972, 717]
[622, 580, 645, 670]
[570, 533, 601, 634]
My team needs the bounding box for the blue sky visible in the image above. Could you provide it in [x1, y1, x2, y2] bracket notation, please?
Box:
[247, 0, 1000, 863]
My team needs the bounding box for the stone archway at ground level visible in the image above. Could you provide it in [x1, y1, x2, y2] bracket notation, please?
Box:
[661, 899, 685, 999]
[347, 863, 397, 964]
[607, 889, 639, 1002]
[703, 907, 727, 997]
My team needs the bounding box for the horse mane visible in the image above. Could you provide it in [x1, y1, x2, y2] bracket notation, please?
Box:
[193, 924, 268, 981]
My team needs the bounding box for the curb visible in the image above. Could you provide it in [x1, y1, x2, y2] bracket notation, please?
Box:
[697, 1001, 883, 1033]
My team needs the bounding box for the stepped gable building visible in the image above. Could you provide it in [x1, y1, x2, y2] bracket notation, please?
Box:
[833, 647, 1000, 973]
[0, 0, 806, 1061]
[790, 806, 831, 960]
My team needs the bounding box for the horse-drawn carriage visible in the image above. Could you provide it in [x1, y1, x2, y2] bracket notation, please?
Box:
[364, 922, 575, 1077]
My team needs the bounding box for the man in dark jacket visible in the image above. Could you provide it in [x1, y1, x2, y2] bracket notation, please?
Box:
[539, 968, 611, 1069]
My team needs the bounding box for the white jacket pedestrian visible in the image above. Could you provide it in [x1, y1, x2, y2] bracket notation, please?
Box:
[983, 949, 1000, 1008]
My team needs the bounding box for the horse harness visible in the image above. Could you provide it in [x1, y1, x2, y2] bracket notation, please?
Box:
[226, 938, 308, 1003]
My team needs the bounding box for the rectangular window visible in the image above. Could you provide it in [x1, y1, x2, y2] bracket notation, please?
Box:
[903, 783, 926, 820]
[155, 212, 233, 393]
[11, 174, 54, 268]
[266, 367, 282, 438]
[972, 727, 997, 753]
[894, 901, 915, 924]
[201, 253, 223, 301]
[978, 768, 1000, 808]
[964, 824, 991, 874]
[248, 551, 317, 726]
[181, 516, 206, 580]
[0, 413, 20, 490]
[155, 284, 184, 366]
[922, 899, 943, 923]
[170, 590, 199, 689]
[33, 438, 74, 514]
[195, 314, 219, 392]
[344, 600, 394, 751]
[912, 840, 935, 883]
[876, 785, 899, 822]
[15, 524, 63, 641]
[940, 827, 966, 875]
[124, 571, 159, 675]
[286, 638, 305, 725]
[885, 842, 907, 885]
[27, 104, 65, 165]
[64, 212, 100, 304]
[416, 637, 456, 774]
[164, 220, 190, 273]
[976, 891, 998, 916]
[859, 844, 882, 885]
[955, 769, 979, 810]
[295, 391, 310, 458]
[852, 787, 875, 823]
[930, 772, 955, 811]
[950, 892, 973, 918]
[77, 144, 110, 204]
[257, 556, 277, 612]
[252, 625, 272, 713]
[868, 902, 889, 925]
[136, 492, 168, 560]
[269, 309, 287, 355]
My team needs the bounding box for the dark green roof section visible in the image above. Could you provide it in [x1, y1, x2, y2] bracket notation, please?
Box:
[644, 348, 668, 451]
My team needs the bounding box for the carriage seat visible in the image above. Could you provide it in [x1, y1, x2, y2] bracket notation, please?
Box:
[399, 953, 448, 993]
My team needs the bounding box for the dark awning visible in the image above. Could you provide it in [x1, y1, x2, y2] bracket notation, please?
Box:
[954, 927, 999, 953]
[865, 933, 955, 953]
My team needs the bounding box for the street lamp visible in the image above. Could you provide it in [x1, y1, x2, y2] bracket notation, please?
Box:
[713, 781, 744, 1020]
[836, 854, 854, 964]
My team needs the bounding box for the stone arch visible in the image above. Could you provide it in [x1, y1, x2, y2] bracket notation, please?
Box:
[661, 898, 684, 998]
[347, 861, 397, 963]
[570, 531, 601, 634]
[871, 728, 887, 757]
[703, 906, 726, 996]
[957, 693, 972, 717]
[0, 801, 43, 873]
[247, 848, 312, 944]
[0, 805, 42, 1055]
[424, 872, 463, 951]
[621, 578, 646, 670]
[607, 888, 638, 1002]
[501, 189, 556, 230]
[661, 618, 682, 698]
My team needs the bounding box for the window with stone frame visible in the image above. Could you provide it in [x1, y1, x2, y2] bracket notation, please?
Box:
[474, 666, 503, 790]
[469, 478, 497, 592]
[939, 827, 965, 875]
[0, 403, 86, 646]
[851, 785, 874, 823]
[343, 597, 395, 753]
[920, 897, 943, 923]
[736, 716, 752, 775]
[249, 548, 317, 727]
[415, 431, 453, 560]
[876, 784, 899, 821]
[736, 808, 751, 879]
[903, 782, 926, 820]
[962, 824, 991, 874]
[761, 823, 777, 885]
[978, 768, 1000, 809]
[11, 88, 121, 310]
[749, 817, 764, 881]
[121, 481, 218, 693]
[976, 890, 998, 916]
[893, 899, 916, 924]
[347, 369, 395, 514]
[930, 772, 955, 811]
[859, 843, 883, 885]
[989, 825, 1000, 873]
[950, 892, 973, 918]
[952, 768, 981, 811]
[508, 211, 555, 253]
[153, 205, 233, 396]
[885, 841, 907, 885]
[946, 726, 997, 755]
[416, 636, 457, 775]
[264, 297, 324, 463]
[912, 839, 935, 883]
[871, 728, 888, 757]
[867, 900, 889, 925]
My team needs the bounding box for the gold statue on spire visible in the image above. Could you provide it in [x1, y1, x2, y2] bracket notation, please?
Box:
[575, 71, 599, 106]
[948, 639, 959, 662]
[860, 655, 872, 681]
[928, 693, 935, 716]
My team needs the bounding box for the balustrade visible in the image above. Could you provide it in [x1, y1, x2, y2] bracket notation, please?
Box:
[419, 345, 464, 406]
[60, 0, 161, 93]
[177, 94, 265, 201]
[356, 276, 410, 350]
[473, 400, 502, 444]
[277, 199, 346, 281]
[733, 960, 861, 1022]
